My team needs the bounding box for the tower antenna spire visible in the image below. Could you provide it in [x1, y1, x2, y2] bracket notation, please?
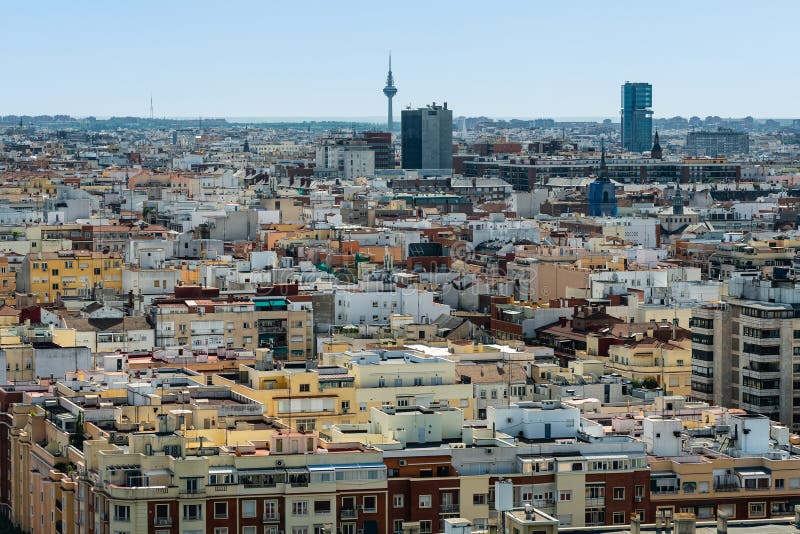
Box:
[382, 52, 398, 132]
[149, 94, 154, 120]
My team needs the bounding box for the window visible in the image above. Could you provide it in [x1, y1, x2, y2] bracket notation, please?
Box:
[586, 484, 605, 500]
[414, 377, 423, 386]
[473, 493, 487, 505]
[264, 500, 278, 520]
[341, 400, 350, 412]
[393, 494, 404, 508]
[749, 502, 766, 518]
[559, 490, 572, 502]
[419, 495, 432, 508]
[613, 487, 625, 500]
[341, 525, 356, 534]
[114, 505, 130, 521]
[183, 504, 202, 520]
[154, 504, 170, 525]
[291, 528, 308, 534]
[185, 478, 199, 494]
[613, 512, 626, 525]
[292, 501, 308, 516]
[299, 383, 310, 392]
[776, 478, 785, 489]
[242, 500, 256, 518]
[214, 502, 228, 519]
[214, 529, 228, 534]
[313, 500, 331, 514]
[363, 496, 377, 513]
[420, 520, 432, 534]
[242, 528, 257, 534]
[393, 520, 403, 533]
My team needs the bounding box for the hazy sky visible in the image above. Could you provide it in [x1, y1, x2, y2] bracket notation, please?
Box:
[2, 1, 797, 119]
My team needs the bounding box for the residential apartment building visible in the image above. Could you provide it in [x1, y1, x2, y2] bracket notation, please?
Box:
[151, 286, 314, 361]
[16, 251, 123, 303]
[605, 334, 692, 397]
[691, 275, 800, 429]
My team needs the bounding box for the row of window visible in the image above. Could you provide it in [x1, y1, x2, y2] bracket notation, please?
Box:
[114, 496, 377, 522]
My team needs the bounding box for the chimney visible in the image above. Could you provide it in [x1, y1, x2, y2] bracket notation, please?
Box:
[630, 515, 641, 534]
[718, 511, 729, 534]
[673, 513, 696, 534]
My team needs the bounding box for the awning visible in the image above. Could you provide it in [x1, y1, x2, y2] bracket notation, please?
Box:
[735, 467, 771, 477]
[307, 465, 336, 471]
[286, 468, 310, 474]
[209, 467, 237, 474]
[144, 469, 172, 477]
[651, 471, 679, 478]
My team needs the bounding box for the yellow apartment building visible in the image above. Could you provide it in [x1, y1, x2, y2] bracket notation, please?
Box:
[604, 336, 692, 396]
[212, 363, 357, 434]
[333, 349, 475, 419]
[17, 251, 123, 302]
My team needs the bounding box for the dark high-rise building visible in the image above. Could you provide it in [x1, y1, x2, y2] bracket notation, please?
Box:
[621, 82, 653, 153]
[361, 131, 393, 169]
[401, 102, 453, 170]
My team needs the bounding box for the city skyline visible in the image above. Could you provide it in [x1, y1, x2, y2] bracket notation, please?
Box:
[2, 1, 799, 118]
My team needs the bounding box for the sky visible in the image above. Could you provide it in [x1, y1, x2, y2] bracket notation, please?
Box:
[1, 1, 798, 120]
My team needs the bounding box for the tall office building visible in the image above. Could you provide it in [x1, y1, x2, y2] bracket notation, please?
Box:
[401, 102, 453, 170]
[686, 128, 750, 157]
[620, 82, 653, 153]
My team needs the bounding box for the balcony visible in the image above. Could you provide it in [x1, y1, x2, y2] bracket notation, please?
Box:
[586, 497, 605, 506]
[179, 488, 205, 499]
[154, 517, 172, 527]
[262, 512, 280, 522]
[340, 508, 357, 519]
[440, 504, 460, 514]
[651, 487, 679, 495]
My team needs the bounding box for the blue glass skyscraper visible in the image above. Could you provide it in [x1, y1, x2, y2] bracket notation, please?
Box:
[621, 82, 653, 153]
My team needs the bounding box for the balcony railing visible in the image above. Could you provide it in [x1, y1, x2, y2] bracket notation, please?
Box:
[262, 512, 280, 522]
[585, 497, 605, 506]
[651, 488, 679, 495]
[340, 508, 357, 519]
[154, 517, 172, 526]
[714, 484, 740, 492]
[440, 504, 460, 514]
